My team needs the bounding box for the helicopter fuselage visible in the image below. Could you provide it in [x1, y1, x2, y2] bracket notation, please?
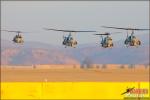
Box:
[62, 36, 77, 48]
[12, 34, 24, 44]
[124, 35, 141, 47]
[101, 36, 113, 48]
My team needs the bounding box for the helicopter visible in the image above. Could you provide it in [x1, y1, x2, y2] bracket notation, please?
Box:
[102, 26, 150, 47]
[94, 32, 113, 48]
[1, 30, 25, 44]
[94, 32, 121, 48]
[44, 28, 96, 48]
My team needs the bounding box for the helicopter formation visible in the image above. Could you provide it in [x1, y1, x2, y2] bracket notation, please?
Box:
[1, 26, 149, 48]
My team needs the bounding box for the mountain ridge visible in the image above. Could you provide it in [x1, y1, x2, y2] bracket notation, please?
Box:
[1, 34, 149, 65]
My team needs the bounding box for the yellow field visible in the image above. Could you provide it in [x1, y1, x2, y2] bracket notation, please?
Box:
[1, 82, 149, 99]
[1, 65, 149, 99]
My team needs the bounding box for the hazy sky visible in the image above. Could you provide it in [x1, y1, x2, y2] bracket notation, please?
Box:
[1, 1, 149, 45]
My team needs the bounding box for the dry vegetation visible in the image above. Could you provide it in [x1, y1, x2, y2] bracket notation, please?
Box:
[1, 64, 149, 82]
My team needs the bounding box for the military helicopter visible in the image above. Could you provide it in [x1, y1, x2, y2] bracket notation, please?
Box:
[1, 30, 25, 44]
[44, 28, 96, 48]
[94, 32, 113, 48]
[94, 32, 121, 48]
[102, 26, 150, 47]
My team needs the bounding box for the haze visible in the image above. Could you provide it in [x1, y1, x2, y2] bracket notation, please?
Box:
[1, 1, 149, 45]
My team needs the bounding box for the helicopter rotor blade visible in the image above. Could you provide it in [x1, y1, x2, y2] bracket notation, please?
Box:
[7, 31, 21, 33]
[43, 28, 96, 32]
[128, 28, 150, 30]
[1, 30, 9, 31]
[94, 33, 110, 35]
[102, 26, 131, 30]
[94, 31, 122, 36]
[102, 26, 150, 31]
[1, 30, 34, 33]
[1, 30, 22, 33]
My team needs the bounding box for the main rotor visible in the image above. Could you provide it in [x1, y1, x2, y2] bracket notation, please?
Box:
[43, 28, 97, 33]
[94, 32, 121, 36]
[101, 26, 150, 31]
[1, 30, 30, 35]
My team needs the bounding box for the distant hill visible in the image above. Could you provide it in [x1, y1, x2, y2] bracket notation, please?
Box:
[1, 40, 79, 65]
[1, 34, 149, 65]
